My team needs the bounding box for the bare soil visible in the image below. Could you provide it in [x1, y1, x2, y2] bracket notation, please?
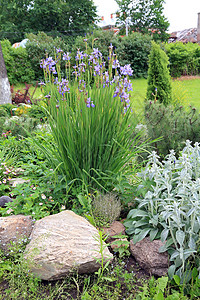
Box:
[173, 75, 200, 81]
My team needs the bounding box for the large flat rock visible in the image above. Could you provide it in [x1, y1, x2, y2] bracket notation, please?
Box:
[25, 210, 113, 280]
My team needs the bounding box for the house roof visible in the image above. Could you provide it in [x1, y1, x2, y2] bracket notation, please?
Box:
[169, 28, 197, 43]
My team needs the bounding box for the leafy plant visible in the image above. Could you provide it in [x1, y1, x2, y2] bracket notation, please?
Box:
[125, 141, 200, 281]
[93, 230, 112, 285]
[1, 39, 35, 84]
[11, 83, 39, 105]
[111, 234, 130, 258]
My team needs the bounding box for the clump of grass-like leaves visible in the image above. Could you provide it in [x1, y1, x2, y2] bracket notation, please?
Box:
[38, 44, 146, 191]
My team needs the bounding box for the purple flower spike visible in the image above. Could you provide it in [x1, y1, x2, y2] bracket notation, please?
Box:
[109, 43, 113, 50]
[112, 59, 120, 69]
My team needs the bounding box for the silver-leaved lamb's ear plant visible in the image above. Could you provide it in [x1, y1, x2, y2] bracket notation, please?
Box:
[124, 140, 200, 282]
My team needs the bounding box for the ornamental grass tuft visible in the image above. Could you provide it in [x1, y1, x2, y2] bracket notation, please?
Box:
[39, 44, 146, 190]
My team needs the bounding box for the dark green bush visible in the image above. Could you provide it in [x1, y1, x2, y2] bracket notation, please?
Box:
[146, 42, 172, 105]
[145, 101, 200, 156]
[72, 29, 119, 68]
[27, 104, 47, 122]
[116, 32, 152, 78]
[26, 32, 70, 80]
[165, 42, 200, 77]
[73, 31, 152, 78]
[1, 40, 35, 84]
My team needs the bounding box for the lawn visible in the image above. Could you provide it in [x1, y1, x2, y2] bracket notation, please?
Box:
[130, 76, 200, 113]
[14, 76, 200, 113]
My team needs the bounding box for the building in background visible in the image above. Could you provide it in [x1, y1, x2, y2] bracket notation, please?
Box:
[169, 12, 200, 43]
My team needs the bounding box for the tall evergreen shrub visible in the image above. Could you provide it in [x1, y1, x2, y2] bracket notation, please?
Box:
[146, 42, 172, 105]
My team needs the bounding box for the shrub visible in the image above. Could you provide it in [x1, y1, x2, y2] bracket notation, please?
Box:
[11, 83, 33, 105]
[124, 141, 200, 281]
[1, 40, 35, 84]
[145, 101, 200, 156]
[1, 116, 38, 138]
[25, 32, 69, 81]
[92, 192, 121, 226]
[165, 42, 200, 77]
[72, 29, 119, 65]
[146, 42, 172, 105]
[116, 32, 152, 78]
[27, 104, 47, 123]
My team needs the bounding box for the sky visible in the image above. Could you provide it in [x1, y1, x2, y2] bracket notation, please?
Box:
[94, 0, 200, 32]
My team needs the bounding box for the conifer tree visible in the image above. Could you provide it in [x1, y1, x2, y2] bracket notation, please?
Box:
[146, 42, 172, 105]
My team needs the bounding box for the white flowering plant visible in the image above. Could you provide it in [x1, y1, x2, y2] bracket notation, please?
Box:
[124, 140, 200, 281]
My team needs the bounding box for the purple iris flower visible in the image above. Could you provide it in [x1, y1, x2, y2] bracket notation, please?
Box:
[38, 81, 46, 86]
[63, 52, 71, 61]
[120, 64, 133, 76]
[56, 48, 63, 53]
[112, 59, 120, 69]
[86, 98, 95, 108]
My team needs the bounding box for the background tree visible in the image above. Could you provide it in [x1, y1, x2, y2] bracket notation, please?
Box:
[0, 0, 98, 43]
[115, 0, 170, 42]
[146, 41, 172, 105]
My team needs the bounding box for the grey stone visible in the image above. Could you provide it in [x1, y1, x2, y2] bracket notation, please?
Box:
[0, 215, 33, 252]
[130, 237, 169, 276]
[9, 178, 30, 187]
[0, 196, 13, 207]
[24, 210, 113, 281]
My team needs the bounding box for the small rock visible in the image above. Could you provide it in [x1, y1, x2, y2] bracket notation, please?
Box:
[102, 221, 126, 242]
[0, 215, 33, 252]
[0, 196, 13, 208]
[9, 178, 30, 187]
[130, 237, 169, 276]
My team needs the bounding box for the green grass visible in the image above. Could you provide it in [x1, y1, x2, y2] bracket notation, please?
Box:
[174, 78, 200, 109]
[130, 78, 147, 114]
[14, 77, 200, 112]
[130, 77, 200, 113]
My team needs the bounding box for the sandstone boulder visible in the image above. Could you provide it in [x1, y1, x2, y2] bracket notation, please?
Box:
[130, 237, 169, 276]
[0, 215, 33, 252]
[25, 210, 113, 281]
